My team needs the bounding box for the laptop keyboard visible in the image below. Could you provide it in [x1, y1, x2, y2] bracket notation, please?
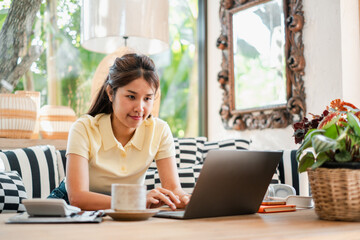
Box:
[155, 210, 185, 218]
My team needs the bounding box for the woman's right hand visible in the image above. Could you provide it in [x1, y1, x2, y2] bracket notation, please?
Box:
[146, 187, 181, 210]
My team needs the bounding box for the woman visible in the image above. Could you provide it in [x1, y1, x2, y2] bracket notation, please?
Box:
[65, 53, 190, 211]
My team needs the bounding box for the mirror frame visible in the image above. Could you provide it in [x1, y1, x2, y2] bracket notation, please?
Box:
[217, 0, 306, 130]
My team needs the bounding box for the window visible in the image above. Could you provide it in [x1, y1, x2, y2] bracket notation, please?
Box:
[0, 0, 206, 137]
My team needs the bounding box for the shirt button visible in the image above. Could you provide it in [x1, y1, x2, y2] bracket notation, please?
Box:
[121, 152, 126, 157]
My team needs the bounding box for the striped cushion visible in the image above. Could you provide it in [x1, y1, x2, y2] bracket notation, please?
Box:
[56, 150, 67, 182]
[202, 138, 251, 161]
[174, 137, 207, 168]
[277, 150, 310, 196]
[145, 164, 202, 194]
[149, 137, 207, 169]
[271, 167, 281, 184]
[0, 145, 59, 199]
[0, 171, 27, 213]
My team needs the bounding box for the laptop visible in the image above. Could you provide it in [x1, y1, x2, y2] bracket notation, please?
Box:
[155, 150, 281, 219]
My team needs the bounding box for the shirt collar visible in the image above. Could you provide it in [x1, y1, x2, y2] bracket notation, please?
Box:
[99, 114, 154, 151]
[99, 114, 117, 151]
[129, 116, 154, 150]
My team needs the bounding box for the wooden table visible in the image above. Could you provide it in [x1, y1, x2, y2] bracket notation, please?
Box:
[1, 209, 360, 240]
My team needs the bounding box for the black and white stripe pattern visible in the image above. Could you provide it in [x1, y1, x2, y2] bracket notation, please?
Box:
[144, 169, 159, 191]
[145, 138, 251, 194]
[0, 171, 27, 213]
[202, 138, 251, 161]
[0, 139, 310, 203]
[270, 167, 281, 184]
[149, 137, 207, 169]
[0, 145, 59, 199]
[56, 150, 67, 182]
[145, 164, 203, 194]
[277, 150, 310, 196]
[174, 137, 207, 168]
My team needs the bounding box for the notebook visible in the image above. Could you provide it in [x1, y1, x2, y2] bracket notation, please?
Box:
[155, 150, 282, 219]
[6, 211, 104, 224]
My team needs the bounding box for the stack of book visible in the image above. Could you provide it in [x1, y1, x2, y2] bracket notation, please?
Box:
[258, 200, 296, 213]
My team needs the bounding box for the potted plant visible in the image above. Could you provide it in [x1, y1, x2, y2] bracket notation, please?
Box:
[293, 99, 360, 221]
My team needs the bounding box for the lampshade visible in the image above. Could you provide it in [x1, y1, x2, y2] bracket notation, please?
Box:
[81, 0, 169, 55]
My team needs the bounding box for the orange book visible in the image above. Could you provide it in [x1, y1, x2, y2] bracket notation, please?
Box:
[258, 204, 296, 213]
[261, 200, 286, 206]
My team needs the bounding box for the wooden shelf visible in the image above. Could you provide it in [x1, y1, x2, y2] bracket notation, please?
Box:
[0, 138, 67, 150]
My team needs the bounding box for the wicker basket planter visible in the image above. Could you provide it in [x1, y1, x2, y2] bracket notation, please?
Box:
[308, 165, 360, 221]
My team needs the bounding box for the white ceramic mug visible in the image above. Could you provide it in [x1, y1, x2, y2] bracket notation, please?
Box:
[111, 184, 146, 211]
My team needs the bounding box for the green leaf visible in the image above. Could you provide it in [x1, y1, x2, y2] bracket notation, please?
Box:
[0, 9, 8, 29]
[312, 135, 338, 154]
[298, 152, 315, 173]
[311, 152, 329, 170]
[334, 151, 352, 162]
[296, 129, 325, 161]
[337, 126, 349, 141]
[0, 9, 9, 15]
[347, 112, 360, 136]
[335, 126, 350, 151]
[323, 123, 339, 139]
[337, 140, 347, 152]
[305, 128, 324, 140]
[349, 133, 360, 146]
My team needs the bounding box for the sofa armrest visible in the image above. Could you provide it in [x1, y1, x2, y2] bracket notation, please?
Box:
[0, 145, 60, 199]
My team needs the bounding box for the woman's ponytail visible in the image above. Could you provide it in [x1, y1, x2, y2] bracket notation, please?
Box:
[87, 76, 113, 116]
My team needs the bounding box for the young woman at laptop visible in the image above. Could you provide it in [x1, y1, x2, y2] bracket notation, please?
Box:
[60, 53, 190, 211]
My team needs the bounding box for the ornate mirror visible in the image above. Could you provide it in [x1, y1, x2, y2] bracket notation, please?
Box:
[217, 0, 305, 130]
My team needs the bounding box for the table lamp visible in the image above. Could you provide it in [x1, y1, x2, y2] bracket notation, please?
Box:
[80, 0, 169, 55]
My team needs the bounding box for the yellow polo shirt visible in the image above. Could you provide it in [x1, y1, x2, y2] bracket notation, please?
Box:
[66, 113, 175, 195]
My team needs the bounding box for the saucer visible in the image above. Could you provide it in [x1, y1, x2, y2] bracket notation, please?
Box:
[286, 196, 314, 208]
[104, 209, 159, 221]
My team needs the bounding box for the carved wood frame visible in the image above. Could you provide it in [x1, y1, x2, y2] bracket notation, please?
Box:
[217, 0, 306, 130]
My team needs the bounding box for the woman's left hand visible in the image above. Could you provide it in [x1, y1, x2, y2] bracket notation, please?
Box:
[146, 187, 191, 210]
[174, 194, 191, 209]
[172, 188, 191, 209]
[146, 187, 181, 210]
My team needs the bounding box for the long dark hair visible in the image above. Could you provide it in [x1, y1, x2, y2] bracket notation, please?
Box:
[88, 53, 159, 117]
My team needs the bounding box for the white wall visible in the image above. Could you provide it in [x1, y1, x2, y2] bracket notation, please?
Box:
[207, 0, 360, 150]
[341, 0, 360, 106]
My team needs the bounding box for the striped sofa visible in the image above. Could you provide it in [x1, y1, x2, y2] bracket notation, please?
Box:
[0, 137, 309, 213]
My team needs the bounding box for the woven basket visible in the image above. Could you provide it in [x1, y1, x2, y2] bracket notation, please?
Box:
[15, 91, 41, 139]
[308, 167, 360, 221]
[39, 105, 77, 139]
[0, 94, 37, 139]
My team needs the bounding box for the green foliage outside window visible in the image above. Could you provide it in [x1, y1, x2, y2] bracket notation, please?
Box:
[0, 0, 199, 138]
